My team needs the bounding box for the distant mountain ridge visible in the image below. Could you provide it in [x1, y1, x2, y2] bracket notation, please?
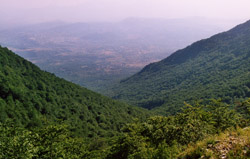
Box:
[111, 20, 250, 114]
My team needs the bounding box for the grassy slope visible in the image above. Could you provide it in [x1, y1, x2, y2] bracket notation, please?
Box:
[179, 127, 250, 158]
[111, 20, 250, 115]
[0, 46, 150, 138]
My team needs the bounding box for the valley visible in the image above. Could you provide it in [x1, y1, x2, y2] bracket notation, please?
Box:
[0, 18, 234, 93]
[0, 16, 250, 159]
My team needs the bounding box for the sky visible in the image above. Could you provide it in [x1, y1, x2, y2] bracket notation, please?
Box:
[1, 0, 250, 26]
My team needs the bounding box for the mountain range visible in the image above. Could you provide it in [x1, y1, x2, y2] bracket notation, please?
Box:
[110, 20, 250, 115]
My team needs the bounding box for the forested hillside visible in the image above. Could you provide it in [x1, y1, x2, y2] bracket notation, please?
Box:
[0, 46, 150, 138]
[111, 20, 250, 114]
[1, 20, 250, 157]
[1, 98, 249, 158]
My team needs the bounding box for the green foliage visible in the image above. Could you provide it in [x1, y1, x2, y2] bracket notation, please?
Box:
[0, 122, 91, 159]
[0, 46, 150, 138]
[207, 99, 240, 132]
[107, 100, 241, 158]
[0, 121, 37, 159]
[236, 98, 250, 118]
[0, 99, 244, 158]
[111, 20, 250, 115]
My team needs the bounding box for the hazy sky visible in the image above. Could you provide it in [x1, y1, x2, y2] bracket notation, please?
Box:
[1, 0, 250, 25]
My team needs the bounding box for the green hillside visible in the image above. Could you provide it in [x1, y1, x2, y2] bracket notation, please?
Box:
[1, 98, 248, 158]
[0, 46, 150, 138]
[1, 20, 250, 158]
[111, 20, 250, 114]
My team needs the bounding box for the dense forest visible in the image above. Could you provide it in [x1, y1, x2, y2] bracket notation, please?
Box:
[0, 46, 150, 138]
[1, 98, 250, 158]
[110, 20, 250, 115]
[1, 20, 250, 158]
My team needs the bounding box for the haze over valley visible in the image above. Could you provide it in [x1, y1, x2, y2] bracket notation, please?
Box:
[1, 0, 250, 158]
[0, 17, 240, 92]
